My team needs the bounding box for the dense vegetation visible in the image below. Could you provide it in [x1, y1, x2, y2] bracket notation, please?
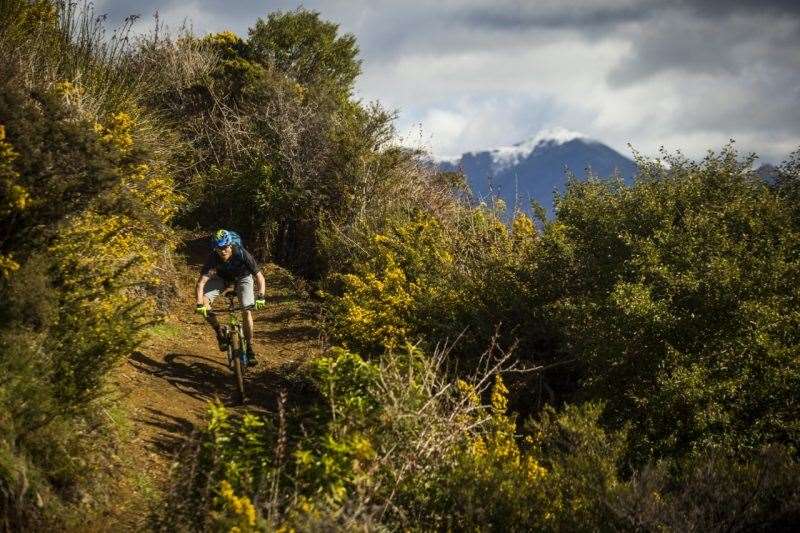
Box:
[1, 1, 798, 531]
[0, 1, 181, 529]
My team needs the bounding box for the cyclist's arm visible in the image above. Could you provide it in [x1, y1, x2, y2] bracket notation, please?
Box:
[255, 271, 266, 298]
[196, 273, 211, 305]
[240, 249, 265, 298]
[197, 255, 217, 305]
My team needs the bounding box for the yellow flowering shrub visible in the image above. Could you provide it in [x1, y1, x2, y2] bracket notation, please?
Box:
[217, 480, 258, 532]
[54, 80, 88, 115]
[52, 110, 179, 282]
[0, 4, 187, 527]
[91, 109, 180, 263]
[326, 204, 548, 370]
[47, 211, 154, 401]
[42, 109, 180, 402]
[511, 210, 537, 254]
[93, 111, 134, 151]
[294, 431, 376, 503]
[0, 124, 28, 215]
[201, 30, 266, 100]
[164, 401, 275, 530]
[203, 30, 246, 59]
[326, 216, 461, 354]
[336, 251, 414, 351]
[433, 375, 553, 529]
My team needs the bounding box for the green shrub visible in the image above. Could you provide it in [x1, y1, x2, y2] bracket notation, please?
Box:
[247, 9, 360, 97]
[612, 445, 800, 531]
[139, 12, 419, 278]
[529, 146, 800, 461]
[322, 205, 547, 362]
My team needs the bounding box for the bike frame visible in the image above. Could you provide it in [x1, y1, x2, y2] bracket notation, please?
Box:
[213, 292, 254, 403]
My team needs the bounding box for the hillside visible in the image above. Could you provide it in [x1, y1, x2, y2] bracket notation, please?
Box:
[2, 2, 799, 531]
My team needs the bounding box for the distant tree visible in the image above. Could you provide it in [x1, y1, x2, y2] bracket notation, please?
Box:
[774, 148, 800, 227]
[247, 9, 361, 96]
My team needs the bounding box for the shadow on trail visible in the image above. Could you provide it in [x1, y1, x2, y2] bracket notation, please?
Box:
[247, 360, 321, 411]
[137, 407, 196, 456]
[129, 352, 320, 430]
[254, 324, 318, 343]
[129, 350, 289, 409]
[256, 304, 316, 324]
[129, 350, 233, 404]
[128, 351, 316, 457]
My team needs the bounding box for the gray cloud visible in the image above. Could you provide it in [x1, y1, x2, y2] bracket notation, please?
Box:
[609, 15, 757, 84]
[676, 0, 800, 18]
[609, 8, 800, 84]
[441, 1, 800, 87]
[457, 1, 655, 33]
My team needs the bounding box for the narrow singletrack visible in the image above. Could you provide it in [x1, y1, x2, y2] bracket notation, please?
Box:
[105, 239, 322, 530]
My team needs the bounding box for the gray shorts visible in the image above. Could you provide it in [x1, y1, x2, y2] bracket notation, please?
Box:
[204, 275, 255, 308]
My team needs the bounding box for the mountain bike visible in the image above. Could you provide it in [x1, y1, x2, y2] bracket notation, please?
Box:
[215, 291, 254, 404]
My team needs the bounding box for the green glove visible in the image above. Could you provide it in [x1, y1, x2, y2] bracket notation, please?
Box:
[195, 304, 210, 318]
[254, 298, 266, 310]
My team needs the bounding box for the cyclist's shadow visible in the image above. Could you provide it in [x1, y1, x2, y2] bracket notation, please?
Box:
[129, 350, 239, 405]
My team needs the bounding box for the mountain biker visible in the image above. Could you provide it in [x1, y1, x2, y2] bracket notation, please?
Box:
[195, 229, 266, 366]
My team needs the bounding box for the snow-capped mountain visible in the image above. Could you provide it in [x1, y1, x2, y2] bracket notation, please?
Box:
[484, 127, 589, 173]
[437, 128, 637, 213]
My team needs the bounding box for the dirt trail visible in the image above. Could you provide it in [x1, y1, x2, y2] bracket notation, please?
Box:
[105, 239, 322, 530]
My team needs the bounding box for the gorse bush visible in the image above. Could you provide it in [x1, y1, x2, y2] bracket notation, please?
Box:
[532, 147, 800, 462]
[0, 1, 180, 528]
[162, 346, 565, 530]
[324, 215, 459, 354]
[0, 78, 178, 406]
[323, 204, 547, 363]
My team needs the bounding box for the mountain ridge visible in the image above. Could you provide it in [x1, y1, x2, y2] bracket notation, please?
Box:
[437, 128, 638, 211]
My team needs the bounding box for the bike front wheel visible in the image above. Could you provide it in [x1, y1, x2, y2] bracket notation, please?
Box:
[229, 332, 246, 404]
[232, 356, 245, 404]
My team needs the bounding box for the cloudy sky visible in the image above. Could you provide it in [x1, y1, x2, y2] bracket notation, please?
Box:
[98, 0, 800, 163]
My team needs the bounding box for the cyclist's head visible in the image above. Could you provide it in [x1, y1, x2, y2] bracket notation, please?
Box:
[214, 229, 232, 248]
[213, 229, 234, 260]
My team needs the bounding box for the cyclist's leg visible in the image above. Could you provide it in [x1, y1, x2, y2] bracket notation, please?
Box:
[203, 275, 227, 332]
[243, 309, 254, 350]
[236, 275, 256, 358]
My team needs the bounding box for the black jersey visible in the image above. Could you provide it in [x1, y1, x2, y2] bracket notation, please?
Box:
[201, 245, 259, 282]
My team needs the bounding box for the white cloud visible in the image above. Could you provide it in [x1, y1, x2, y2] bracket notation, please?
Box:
[98, 0, 800, 163]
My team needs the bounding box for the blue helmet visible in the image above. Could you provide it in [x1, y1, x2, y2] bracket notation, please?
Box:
[214, 229, 232, 248]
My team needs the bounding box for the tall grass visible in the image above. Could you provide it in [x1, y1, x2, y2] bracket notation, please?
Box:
[0, 0, 142, 113]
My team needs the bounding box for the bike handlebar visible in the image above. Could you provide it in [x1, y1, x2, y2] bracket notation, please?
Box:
[213, 303, 254, 313]
[206, 290, 259, 313]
